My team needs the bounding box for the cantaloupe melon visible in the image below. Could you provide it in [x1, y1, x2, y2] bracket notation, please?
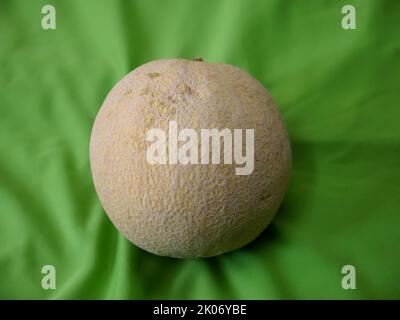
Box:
[89, 59, 291, 258]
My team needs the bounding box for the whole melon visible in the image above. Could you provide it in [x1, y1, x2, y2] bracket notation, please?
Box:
[90, 59, 291, 258]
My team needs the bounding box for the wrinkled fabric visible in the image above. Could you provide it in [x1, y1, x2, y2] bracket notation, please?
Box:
[0, 0, 399, 299]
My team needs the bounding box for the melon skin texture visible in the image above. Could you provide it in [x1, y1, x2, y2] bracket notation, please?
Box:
[90, 59, 291, 258]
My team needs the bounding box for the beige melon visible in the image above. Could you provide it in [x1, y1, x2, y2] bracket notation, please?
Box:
[89, 59, 291, 258]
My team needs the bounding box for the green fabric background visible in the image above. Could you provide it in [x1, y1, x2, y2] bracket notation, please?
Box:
[0, 0, 399, 299]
